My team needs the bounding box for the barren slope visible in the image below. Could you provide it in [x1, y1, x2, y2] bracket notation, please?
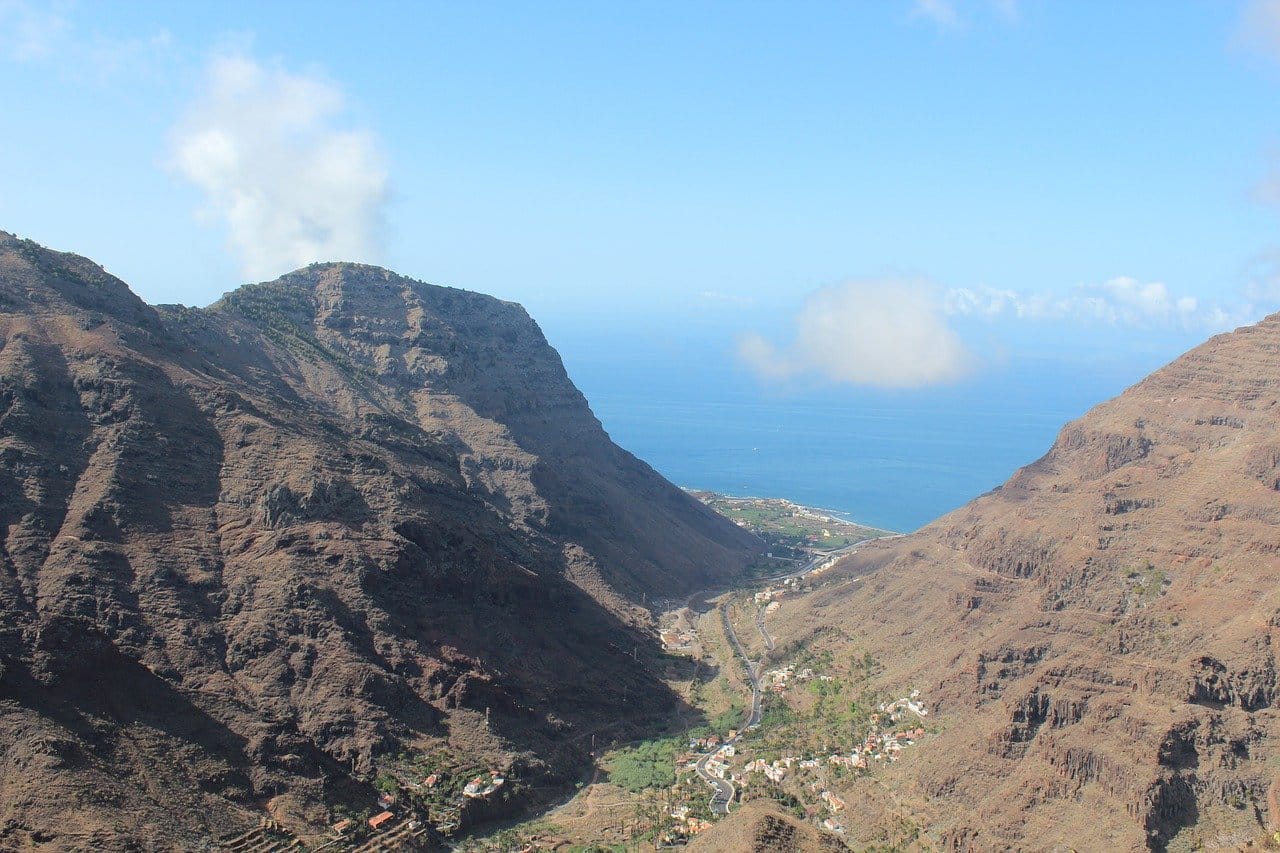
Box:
[0, 233, 759, 849]
[686, 800, 846, 852]
[762, 316, 1280, 850]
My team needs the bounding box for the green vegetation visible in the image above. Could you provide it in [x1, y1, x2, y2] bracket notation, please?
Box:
[710, 702, 745, 732]
[605, 736, 684, 792]
[1124, 561, 1170, 603]
[739, 640, 884, 760]
[373, 772, 398, 794]
[215, 284, 374, 381]
[688, 490, 885, 556]
[758, 699, 795, 730]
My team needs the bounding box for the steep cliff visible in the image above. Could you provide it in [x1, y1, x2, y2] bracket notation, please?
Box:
[761, 315, 1280, 850]
[0, 233, 760, 849]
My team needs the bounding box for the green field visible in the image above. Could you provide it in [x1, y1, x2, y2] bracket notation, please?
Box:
[688, 490, 886, 553]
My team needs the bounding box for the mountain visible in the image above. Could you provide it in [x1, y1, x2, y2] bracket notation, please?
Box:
[754, 315, 1280, 850]
[0, 233, 760, 849]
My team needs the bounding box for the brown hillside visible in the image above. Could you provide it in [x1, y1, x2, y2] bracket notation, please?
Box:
[757, 315, 1280, 850]
[0, 233, 760, 850]
[686, 799, 846, 852]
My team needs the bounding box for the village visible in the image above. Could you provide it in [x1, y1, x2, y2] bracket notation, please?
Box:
[661, 681, 933, 841]
[403, 512, 912, 850]
[219, 666, 933, 852]
[244, 754, 515, 851]
[625, 530, 922, 846]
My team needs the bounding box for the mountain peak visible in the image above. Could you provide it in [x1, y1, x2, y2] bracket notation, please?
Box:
[0, 235, 760, 848]
[0, 232, 157, 328]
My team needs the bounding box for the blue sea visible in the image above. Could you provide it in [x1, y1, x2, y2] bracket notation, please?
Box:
[552, 325, 1189, 533]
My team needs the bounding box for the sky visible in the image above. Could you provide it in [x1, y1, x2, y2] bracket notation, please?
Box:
[4, 1, 1280, 427]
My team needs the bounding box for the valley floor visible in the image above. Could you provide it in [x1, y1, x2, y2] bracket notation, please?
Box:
[451, 531, 917, 852]
[252, 501, 902, 853]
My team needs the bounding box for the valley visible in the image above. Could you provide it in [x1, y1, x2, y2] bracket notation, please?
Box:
[456, 309, 1280, 851]
[453, 529, 906, 851]
[6, 231, 1280, 852]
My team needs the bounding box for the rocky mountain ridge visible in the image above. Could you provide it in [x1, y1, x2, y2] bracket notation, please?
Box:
[0, 233, 760, 849]
[758, 313, 1280, 850]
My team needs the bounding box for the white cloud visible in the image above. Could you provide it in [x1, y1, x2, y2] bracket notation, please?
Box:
[169, 52, 390, 281]
[1243, 251, 1280, 303]
[737, 279, 972, 388]
[740, 273, 1261, 388]
[944, 277, 1245, 331]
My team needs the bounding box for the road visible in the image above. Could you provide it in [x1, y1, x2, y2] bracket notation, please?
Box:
[754, 604, 775, 652]
[686, 533, 904, 814]
[751, 532, 908, 652]
[691, 603, 764, 814]
[721, 604, 764, 733]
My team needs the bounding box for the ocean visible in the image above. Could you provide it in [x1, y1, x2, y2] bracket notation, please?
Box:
[554, 327, 1184, 533]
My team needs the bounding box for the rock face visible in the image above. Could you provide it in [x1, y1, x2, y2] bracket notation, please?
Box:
[768, 316, 1280, 850]
[0, 233, 759, 849]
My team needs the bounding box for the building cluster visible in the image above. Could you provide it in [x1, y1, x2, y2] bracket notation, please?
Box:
[737, 689, 931, 794]
[821, 816, 846, 834]
[806, 556, 839, 577]
[879, 689, 930, 719]
[660, 804, 714, 842]
[744, 757, 789, 783]
[688, 731, 734, 751]
[851, 725, 926, 765]
[463, 771, 506, 799]
[754, 587, 784, 604]
[762, 664, 833, 695]
[659, 627, 696, 650]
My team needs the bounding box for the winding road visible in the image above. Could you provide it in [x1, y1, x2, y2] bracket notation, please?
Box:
[692, 604, 763, 814]
[754, 603, 775, 652]
[686, 533, 904, 814]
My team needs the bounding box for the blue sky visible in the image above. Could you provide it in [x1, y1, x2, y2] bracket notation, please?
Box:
[4, 0, 1280, 391]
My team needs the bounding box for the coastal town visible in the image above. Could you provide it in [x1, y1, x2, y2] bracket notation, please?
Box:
[685, 490, 888, 561]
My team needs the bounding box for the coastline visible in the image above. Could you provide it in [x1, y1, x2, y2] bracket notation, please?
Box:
[682, 486, 900, 535]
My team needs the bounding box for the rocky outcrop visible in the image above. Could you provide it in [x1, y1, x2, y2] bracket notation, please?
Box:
[0, 233, 760, 849]
[685, 800, 846, 852]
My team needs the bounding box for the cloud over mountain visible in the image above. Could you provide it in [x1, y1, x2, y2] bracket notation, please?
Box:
[169, 52, 389, 281]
